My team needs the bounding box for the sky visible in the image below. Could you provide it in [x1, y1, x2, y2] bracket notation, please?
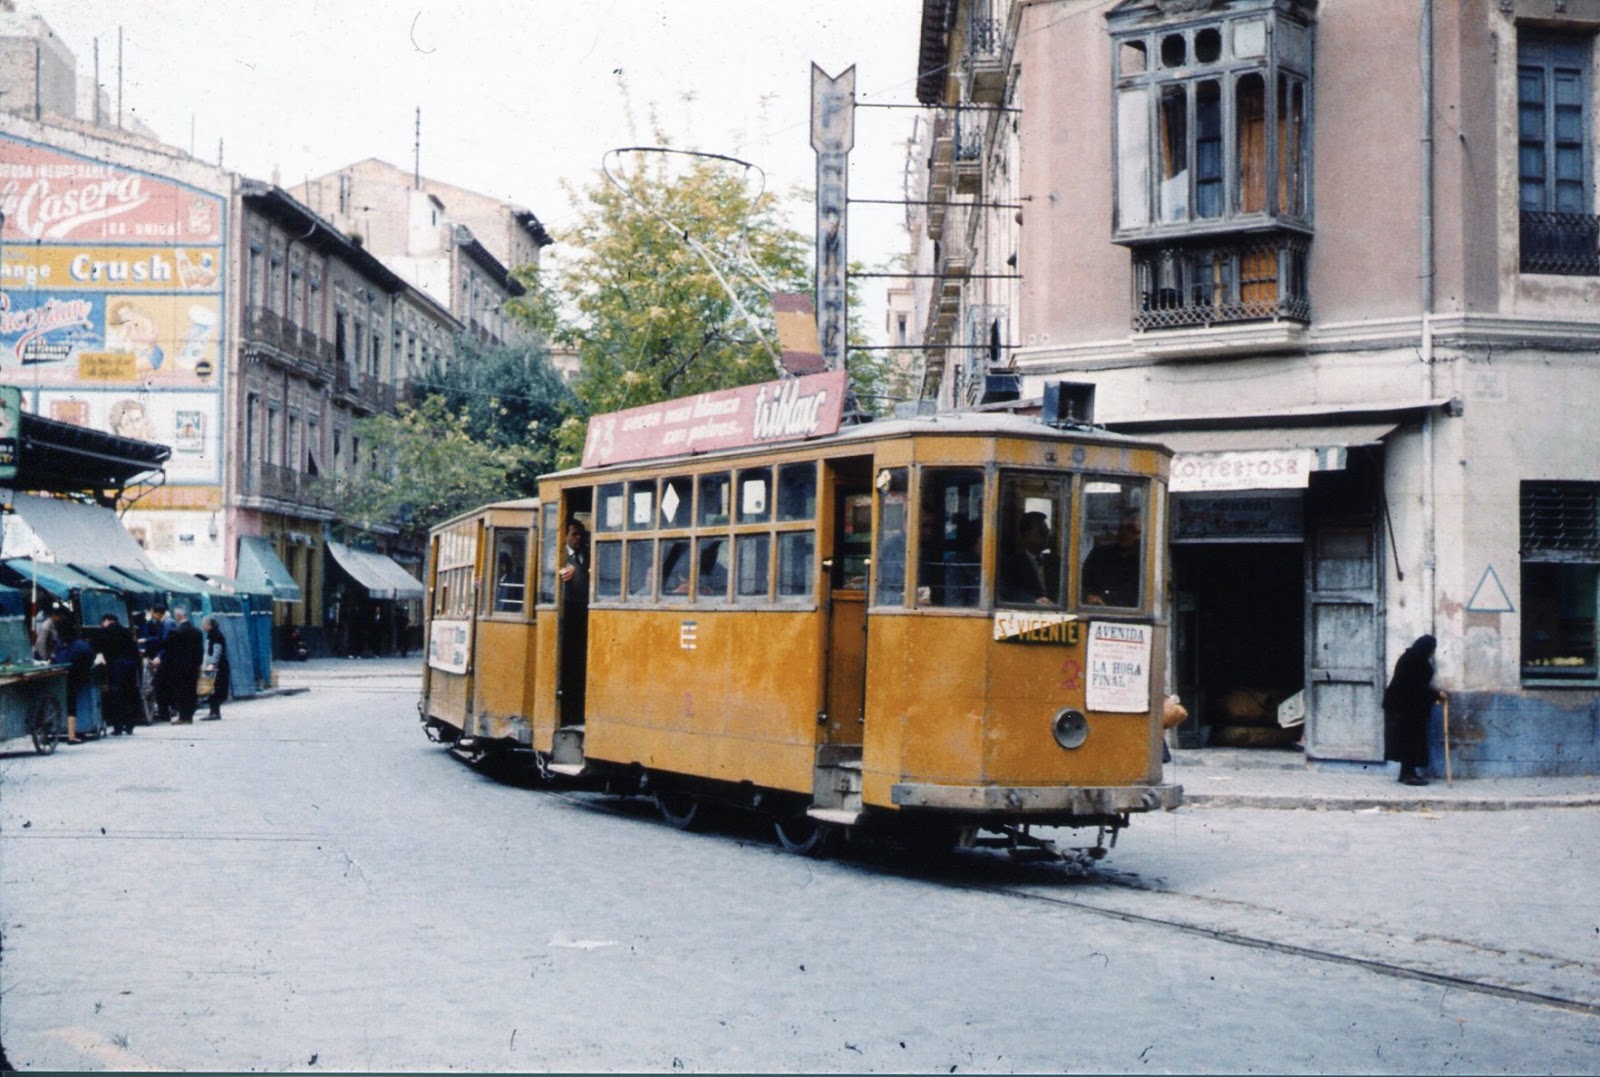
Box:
[35, 0, 927, 334]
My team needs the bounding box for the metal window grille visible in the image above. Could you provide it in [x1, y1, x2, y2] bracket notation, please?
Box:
[1519, 212, 1600, 275]
[1522, 482, 1600, 560]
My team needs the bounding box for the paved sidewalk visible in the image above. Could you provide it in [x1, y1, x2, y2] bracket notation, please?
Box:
[1169, 746, 1600, 811]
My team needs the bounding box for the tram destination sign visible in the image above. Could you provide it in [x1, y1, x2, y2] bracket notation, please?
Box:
[581, 370, 849, 469]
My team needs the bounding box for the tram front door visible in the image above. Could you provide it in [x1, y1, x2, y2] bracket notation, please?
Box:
[823, 463, 871, 747]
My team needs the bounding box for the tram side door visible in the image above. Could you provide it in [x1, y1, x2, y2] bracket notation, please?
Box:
[822, 460, 872, 746]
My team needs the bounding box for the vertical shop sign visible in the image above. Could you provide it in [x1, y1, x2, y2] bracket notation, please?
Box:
[811, 64, 854, 371]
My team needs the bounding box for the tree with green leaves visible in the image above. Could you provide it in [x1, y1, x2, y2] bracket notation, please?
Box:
[534, 146, 813, 465]
[318, 396, 537, 544]
[411, 337, 575, 495]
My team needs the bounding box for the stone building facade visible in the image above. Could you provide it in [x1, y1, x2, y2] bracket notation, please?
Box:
[910, 0, 1600, 775]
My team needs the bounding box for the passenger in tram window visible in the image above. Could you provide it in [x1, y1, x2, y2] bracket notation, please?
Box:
[998, 511, 1060, 606]
[1081, 512, 1142, 608]
[661, 540, 692, 597]
[559, 520, 590, 606]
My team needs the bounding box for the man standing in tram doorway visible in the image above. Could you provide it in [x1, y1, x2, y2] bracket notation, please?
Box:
[558, 519, 590, 725]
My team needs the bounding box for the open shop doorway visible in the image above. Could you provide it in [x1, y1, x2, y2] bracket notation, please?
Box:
[1172, 542, 1306, 750]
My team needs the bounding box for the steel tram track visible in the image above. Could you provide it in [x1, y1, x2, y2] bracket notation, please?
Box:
[448, 755, 1600, 1020]
[953, 874, 1600, 1020]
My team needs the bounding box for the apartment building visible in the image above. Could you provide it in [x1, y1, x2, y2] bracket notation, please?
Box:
[911, 0, 1600, 775]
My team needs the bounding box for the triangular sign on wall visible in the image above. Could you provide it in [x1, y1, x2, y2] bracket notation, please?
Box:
[1466, 565, 1515, 614]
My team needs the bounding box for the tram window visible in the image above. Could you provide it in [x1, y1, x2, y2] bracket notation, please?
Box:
[738, 468, 772, 523]
[1079, 479, 1147, 609]
[917, 469, 985, 608]
[698, 473, 732, 526]
[627, 481, 656, 531]
[594, 540, 623, 599]
[777, 532, 815, 598]
[597, 483, 625, 533]
[873, 468, 909, 607]
[997, 474, 1067, 608]
[735, 534, 771, 602]
[660, 538, 692, 602]
[538, 503, 558, 604]
[777, 463, 817, 522]
[491, 531, 528, 613]
[659, 475, 693, 529]
[697, 537, 731, 599]
[626, 538, 656, 599]
[838, 493, 873, 588]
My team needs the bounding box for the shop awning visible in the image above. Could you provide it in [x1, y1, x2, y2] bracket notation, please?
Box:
[327, 541, 424, 601]
[1161, 423, 1398, 493]
[236, 535, 302, 602]
[3, 492, 155, 566]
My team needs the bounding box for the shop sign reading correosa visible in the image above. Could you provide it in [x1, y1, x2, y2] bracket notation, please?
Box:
[581, 370, 848, 469]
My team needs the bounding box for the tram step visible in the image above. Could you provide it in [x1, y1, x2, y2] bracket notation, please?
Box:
[546, 762, 586, 777]
[806, 808, 863, 826]
[551, 726, 585, 767]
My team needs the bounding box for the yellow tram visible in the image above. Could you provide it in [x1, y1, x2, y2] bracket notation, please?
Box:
[420, 372, 1181, 857]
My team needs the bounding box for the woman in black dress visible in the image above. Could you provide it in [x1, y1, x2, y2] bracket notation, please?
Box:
[1384, 634, 1446, 786]
[200, 616, 231, 720]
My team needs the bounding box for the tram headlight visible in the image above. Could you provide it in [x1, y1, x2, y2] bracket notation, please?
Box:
[1051, 708, 1089, 750]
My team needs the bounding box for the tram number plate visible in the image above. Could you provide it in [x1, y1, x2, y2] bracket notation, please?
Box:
[993, 610, 1081, 646]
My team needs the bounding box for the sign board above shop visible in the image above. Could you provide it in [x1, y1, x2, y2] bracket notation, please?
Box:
[580, 370, 849, 469]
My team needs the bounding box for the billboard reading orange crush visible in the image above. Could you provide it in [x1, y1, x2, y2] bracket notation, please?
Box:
[422, 373, 1181, 864]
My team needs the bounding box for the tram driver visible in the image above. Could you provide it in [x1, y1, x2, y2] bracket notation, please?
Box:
[998, 511, 1060, 606]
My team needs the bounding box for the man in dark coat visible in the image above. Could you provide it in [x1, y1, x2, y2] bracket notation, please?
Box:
[1384, 634, 1446, 786]
[96, 614, 143, 736]
[557, 519, 590, 725]
[160, 606, 205, 724]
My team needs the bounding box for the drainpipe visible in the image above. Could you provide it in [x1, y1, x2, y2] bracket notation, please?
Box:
[1420, 0, 1437, 641]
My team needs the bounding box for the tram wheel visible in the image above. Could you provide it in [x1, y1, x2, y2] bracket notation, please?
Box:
[28, 695, 61, 755]
[773, 812, 830, 857]
[654, 790, 702, 831]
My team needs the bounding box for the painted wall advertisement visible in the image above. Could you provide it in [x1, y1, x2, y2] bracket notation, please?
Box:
[0, 135, 224, 485]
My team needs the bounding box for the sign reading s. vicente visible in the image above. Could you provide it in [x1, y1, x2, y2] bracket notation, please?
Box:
[581, 370, 848, 469]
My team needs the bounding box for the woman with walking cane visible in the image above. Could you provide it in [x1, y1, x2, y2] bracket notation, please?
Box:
[1384, 634, 1447, 786]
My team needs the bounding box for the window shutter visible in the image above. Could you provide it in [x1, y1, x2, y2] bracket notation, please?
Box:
[1522, 482, 1600, 559]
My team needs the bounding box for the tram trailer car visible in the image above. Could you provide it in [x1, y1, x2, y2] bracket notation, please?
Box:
[421, 406, 1181, 860]
[420, 499, 541, 751]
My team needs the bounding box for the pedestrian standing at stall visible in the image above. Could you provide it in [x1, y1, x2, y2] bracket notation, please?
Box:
[200, 615, 230, 720]
[97, 613, 143, 736]
[161, 606, 204, 724]
[140, 604, 175, 721]
[1384, 634, 1446, 786]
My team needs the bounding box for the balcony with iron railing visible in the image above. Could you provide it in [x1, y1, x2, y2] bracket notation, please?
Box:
[244, 305, 331, 382]
[964, 16, 1007, 104]
[241, 461, 329, 511]
[1131, 232, 1311, 331]
[1520, 211, 1600, 276]
[954, 120, 984, 195]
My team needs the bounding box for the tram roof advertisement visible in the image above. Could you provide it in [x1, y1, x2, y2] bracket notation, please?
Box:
[580, 370, 849, 469]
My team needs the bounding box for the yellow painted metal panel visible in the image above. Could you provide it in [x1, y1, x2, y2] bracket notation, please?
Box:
[860, 613, 1165, 808]
[471, 618, 538, 740]
[424, 670, 470, 736]
[584, 608, 824, 793]
[531, 609, 559, 750]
